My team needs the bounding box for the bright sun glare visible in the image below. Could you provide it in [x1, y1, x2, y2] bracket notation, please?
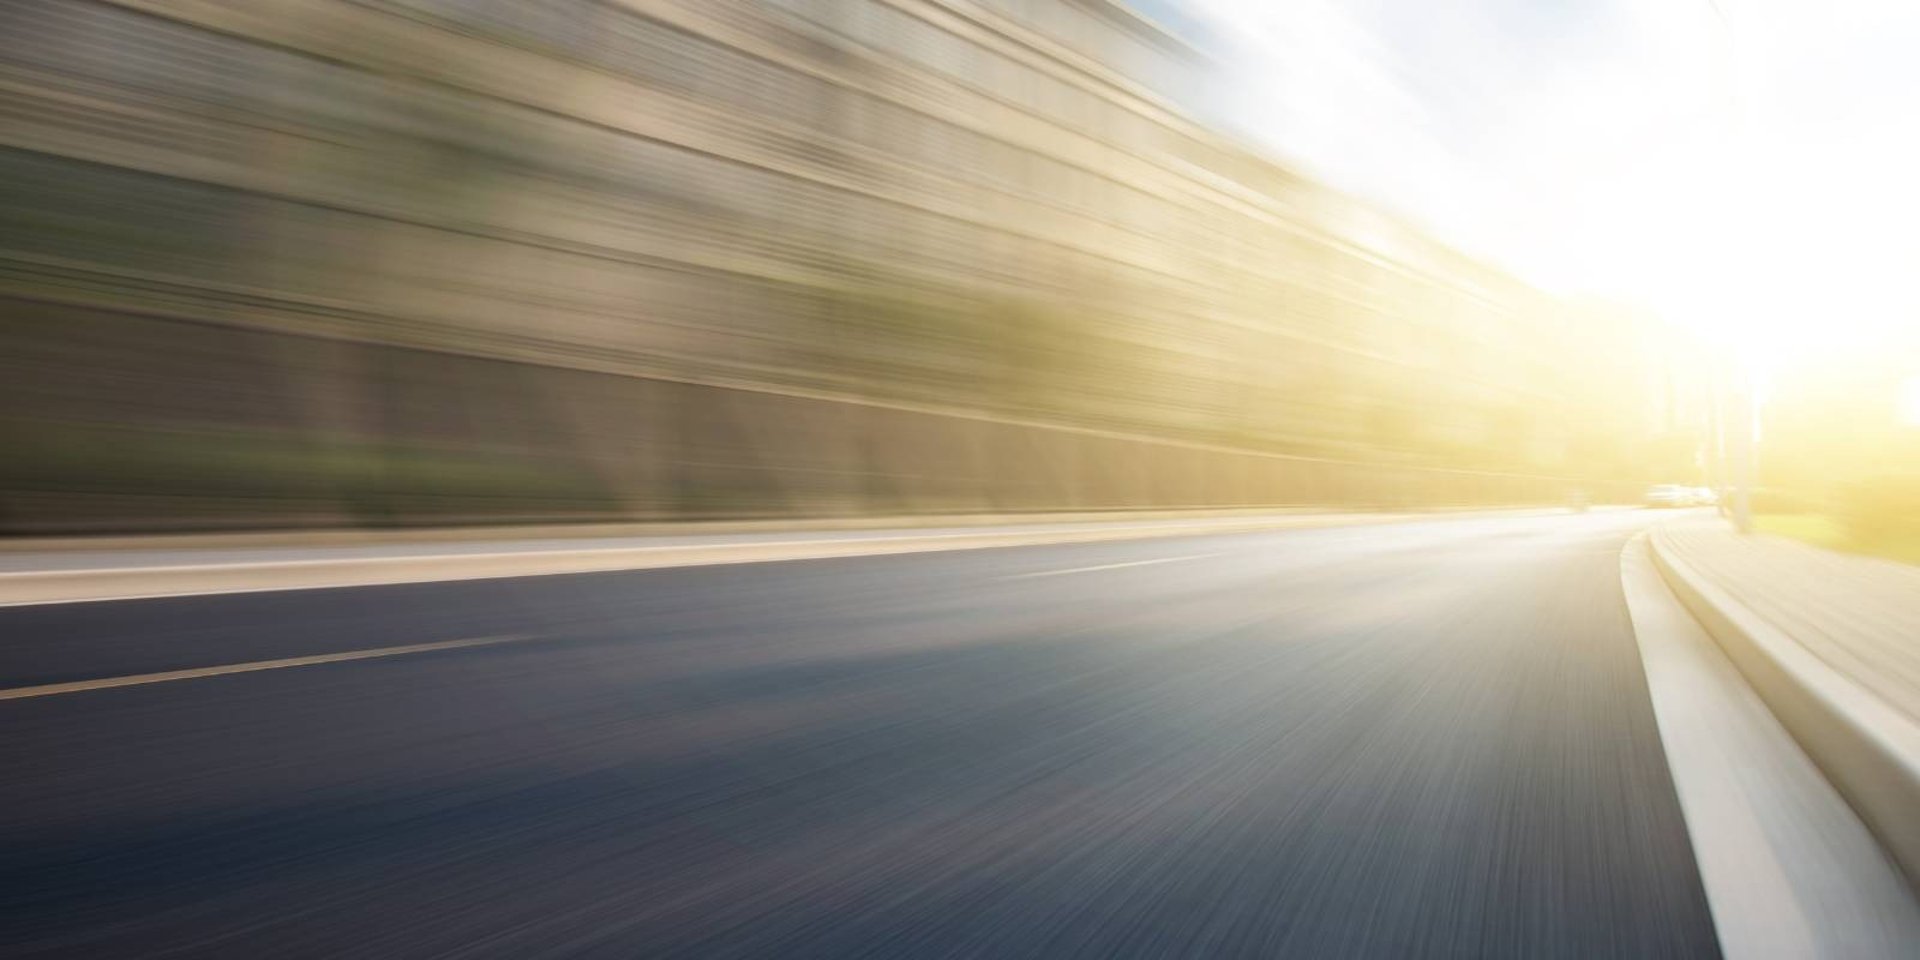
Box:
[1547, 0, 1920, 391]
[1195, 0, 1920, 392]
[1900, 376, 1920, 426]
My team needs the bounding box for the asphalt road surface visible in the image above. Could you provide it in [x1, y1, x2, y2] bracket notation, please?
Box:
[0, 511, 1720, 958]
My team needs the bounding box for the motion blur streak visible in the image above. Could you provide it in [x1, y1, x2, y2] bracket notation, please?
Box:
[11, 1, 1918, 957]
[0, 0, 1695, 535]
[0, 513, 1718, 957]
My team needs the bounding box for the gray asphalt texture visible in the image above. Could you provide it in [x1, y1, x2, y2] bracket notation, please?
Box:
[0, 511, 1720, 958]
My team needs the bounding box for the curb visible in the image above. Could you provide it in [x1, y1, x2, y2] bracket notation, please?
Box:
[1648, 527, 1920, 893]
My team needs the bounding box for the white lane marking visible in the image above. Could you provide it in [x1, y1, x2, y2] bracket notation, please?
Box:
[1000, 554, 1220, 580]
[0, 635, 536, 701]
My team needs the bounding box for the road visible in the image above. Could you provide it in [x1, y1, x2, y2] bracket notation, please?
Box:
[0, 511, 1719, 958]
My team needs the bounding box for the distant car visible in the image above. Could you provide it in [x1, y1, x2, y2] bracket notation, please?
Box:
[1690, 486, 1718, 506]
[1643, 484, 1689, 508]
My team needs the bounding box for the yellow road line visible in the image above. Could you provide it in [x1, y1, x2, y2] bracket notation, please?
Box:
[0, 635, 536, 701]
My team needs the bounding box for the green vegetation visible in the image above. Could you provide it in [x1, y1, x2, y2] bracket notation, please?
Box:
[1756, 513, 1920, 567]
[0, 419, 615, 528]
[1749, 473, 1920, 565]
[807, 260, 1098, 416]
[1746, 487, 1823, 515]
[1833, 472, 1920, 543]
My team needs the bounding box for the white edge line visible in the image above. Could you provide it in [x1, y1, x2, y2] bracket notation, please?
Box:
[0, 521, 1276, 579]
[0, 509, 1547, 608]
[0, 523, 1298, 608]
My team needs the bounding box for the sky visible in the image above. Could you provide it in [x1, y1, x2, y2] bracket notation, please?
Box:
[1174, 0, 1920, 377]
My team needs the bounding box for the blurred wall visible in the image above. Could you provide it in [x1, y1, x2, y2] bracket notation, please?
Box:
[0, 0, 1653, 532]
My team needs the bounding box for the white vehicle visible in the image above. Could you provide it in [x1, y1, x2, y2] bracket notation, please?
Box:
[1644, 484, 1689, 508]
